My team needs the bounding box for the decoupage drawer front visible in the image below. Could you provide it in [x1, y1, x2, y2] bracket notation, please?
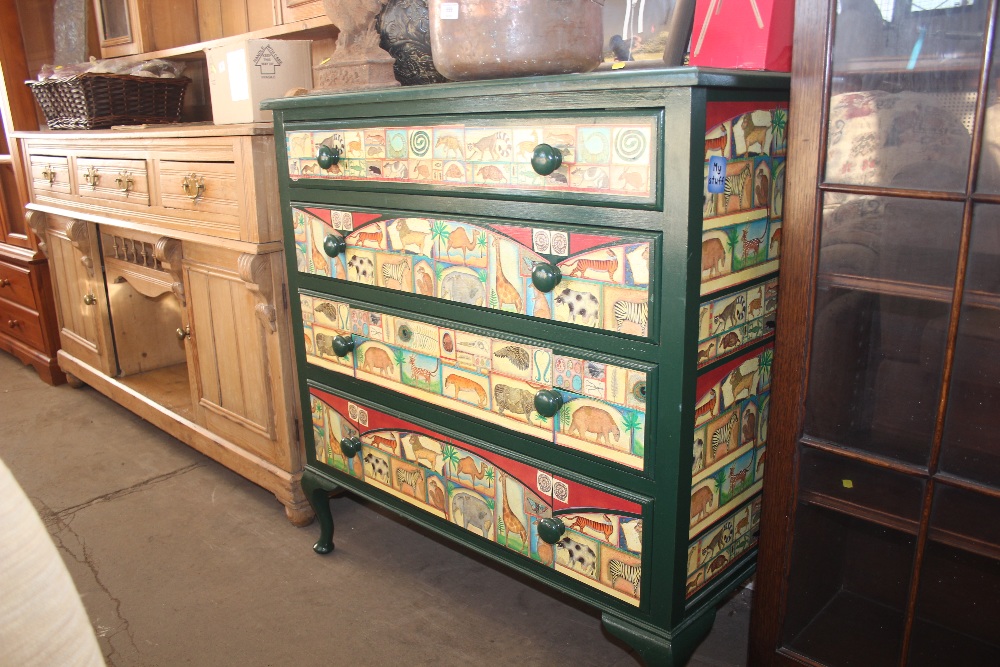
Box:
[300, 293, 653, 471]
[284, 111, 660, 207]
[309, 385, 649, 608]
[292, 206, 657, 340]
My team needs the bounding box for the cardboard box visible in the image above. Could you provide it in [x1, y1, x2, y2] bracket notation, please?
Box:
[687, 0, 795, 71]
[206, 39, 312, 124]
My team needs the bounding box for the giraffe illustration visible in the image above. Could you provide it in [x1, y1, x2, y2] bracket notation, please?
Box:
[499, 471, 528, 554]
[494, 241, 524, 312]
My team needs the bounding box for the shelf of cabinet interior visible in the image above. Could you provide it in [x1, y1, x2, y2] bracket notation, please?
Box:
[818, 272, 1000, 311]
[111, 15, 336, 64]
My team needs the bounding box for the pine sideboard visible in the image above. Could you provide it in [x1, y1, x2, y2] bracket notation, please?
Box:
[265, 68, 788, 665]
[18, 124, 311, 525]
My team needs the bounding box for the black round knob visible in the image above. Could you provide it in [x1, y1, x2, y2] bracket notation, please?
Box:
[317, 144, 341, 169]
[531, 144, 563, 176]
[323, 234, 346, 257]
[340, 436, 362, 458]
[537, 517, 566, 544]
[531, 263, 562, 293]
[534, 390, 564, 419]
[332, 335, 355, 357]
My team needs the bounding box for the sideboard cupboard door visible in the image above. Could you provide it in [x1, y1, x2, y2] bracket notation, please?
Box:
[182, 244, 294, 469]
[44, 216, 116, 377]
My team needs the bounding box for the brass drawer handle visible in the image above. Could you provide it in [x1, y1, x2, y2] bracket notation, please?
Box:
[40, 166, 55, 184]
[83, 293, 96, 306]
[176, 325, 191, 341]
[84, 166, 100, 188]
[115, 171, 134, 193]
[181, 174, 205, 200]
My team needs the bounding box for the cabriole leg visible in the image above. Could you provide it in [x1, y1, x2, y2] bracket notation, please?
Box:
[301, 470, 339, 554]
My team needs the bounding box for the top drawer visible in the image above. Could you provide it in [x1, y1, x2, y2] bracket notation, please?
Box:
[284, 112, 661, 207]
[76, 158, 150, 205]
[30, 155, 71, 194]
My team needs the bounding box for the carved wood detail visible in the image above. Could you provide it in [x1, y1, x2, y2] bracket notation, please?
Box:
[25, 210, 48, 256]
[237, 252, 277, 332]
[64, 219, 95, 277]
[154, 237, 186, 306]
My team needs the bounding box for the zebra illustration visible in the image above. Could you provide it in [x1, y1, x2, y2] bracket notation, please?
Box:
[380, 260, 411, 289]
[608, 559, 641, 596]
[723, 165, 752, 211]
[613, 300, 649, 335]
[395, 468, 422, 496]
[711, 413, 739, 458]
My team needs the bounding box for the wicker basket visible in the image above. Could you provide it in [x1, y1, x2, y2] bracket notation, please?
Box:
[27, 72, 190, 130]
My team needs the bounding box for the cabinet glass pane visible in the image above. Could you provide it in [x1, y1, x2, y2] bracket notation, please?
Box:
[940, 205, 1000, 485]
[98, 0, 131, 41]
[780, 499, 919, 665]
[907, 485, 1000, 666]
[979, 40, 1000, 193]
[826, 1, 987, 191]
[818, 194, 962, 286]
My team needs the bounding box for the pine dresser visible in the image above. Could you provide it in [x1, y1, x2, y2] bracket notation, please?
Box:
[265, 68, 788, 665]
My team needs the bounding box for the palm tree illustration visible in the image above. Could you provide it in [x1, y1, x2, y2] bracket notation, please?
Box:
[430, 220, 451, 257]
[441, 444, 460, 476]
[484, 467, 495, 488]
[621, 410, 642, 453]
[771, 109, 787, 145]
[392, 347, 407, 377]
[758, 349, 773, 390]
[476, 231, 489, 258]
[725, 228, 740, 271]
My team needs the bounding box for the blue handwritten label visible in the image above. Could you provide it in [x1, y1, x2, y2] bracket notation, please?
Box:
[707, 156, 727, 194]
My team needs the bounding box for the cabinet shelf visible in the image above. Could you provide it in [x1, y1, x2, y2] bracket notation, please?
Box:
[115, 15, 335, 64]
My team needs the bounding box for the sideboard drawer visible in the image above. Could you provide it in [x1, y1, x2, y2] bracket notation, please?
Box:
[301, 293, 653, 471]
[75, 157, 150, 205]
[293, 205, 657, 339]
[0, 298, 44, 350]
[30, 155, 71, 194]
[310, 385, 649, 607]
[159, 160, 239, 218]
[285, 111, 660, 207]
[0, 260, 36, 309]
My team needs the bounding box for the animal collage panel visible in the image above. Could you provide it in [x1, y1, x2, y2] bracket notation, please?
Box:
[689, 344, 771, 540]
[685, 495, 762, 600]
[701, 104, 787, 297]
[299, 294, 650, 469]
[309, 387, 645, 606]
[697, 277, 779, 367]
[284, 115, 657, 199]
[291, 206, 655, 337]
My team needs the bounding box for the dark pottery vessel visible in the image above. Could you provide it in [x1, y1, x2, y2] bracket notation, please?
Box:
[376, 0, 448, 85]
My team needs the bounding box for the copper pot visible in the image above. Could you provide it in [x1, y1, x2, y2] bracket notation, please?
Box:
[428, 0, 605, 81]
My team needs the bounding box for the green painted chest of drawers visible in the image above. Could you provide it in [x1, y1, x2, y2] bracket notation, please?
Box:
[266, 68, 789, 665]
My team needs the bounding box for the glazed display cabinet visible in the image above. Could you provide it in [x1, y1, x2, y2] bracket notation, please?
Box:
[267, 68, 789, 664]
[749, 0, 1000, 665]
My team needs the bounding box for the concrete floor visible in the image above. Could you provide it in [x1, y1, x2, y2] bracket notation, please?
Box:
[0, 352, 752, 667]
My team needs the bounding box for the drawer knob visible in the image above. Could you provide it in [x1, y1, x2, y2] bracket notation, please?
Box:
[332, 335, 355, 357]
[530, 144, 563, 176]
[537, 517, 566, 545]
[115, 171, 134, 193]
[534, 389, 564, 419]
[0, 278, 10, 288]
[182, 174, 205, 200]
[83, 293, 96, 306]
[176, 325, 191, 341]
[323, 234, 347, 257]
[317, 144, 341, 169]
[530, 263, 562, 293]
[7, 319, 20, 329]
[340, 436, 363, 458]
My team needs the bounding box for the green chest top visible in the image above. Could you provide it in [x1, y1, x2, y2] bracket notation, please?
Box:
[266, 67, 789, 666]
